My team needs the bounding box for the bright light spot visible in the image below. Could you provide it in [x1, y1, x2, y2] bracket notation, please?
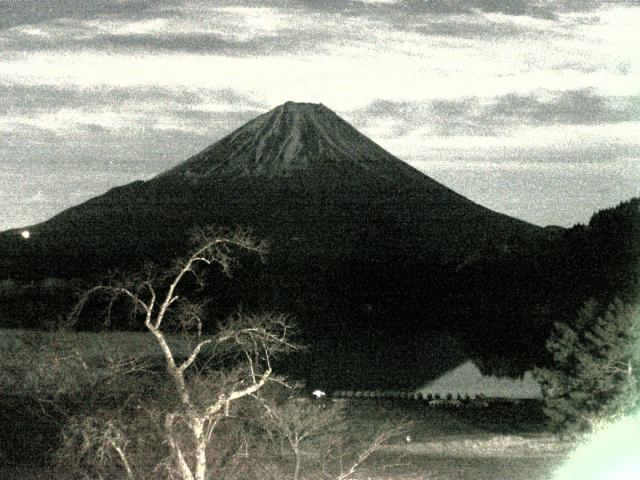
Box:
[20, 230, 30, 239]
[553, 413, 640, 480]
[312, 389, 326, 399]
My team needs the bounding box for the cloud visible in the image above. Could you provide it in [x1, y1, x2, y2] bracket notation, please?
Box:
[0, 0, 175, 30]
[25, 190, 48, 204]
[0, 4, 362, 57]
[489, 90, 640, 125]
[374, 122, 640, 165]
[352, 90, 640, 146]
[0, 83, 264, 111]
[322, 0, 603, 19]
[1, 50, 634, 112]
[0, 83, 266, 135]
[2, 2, 636, 104]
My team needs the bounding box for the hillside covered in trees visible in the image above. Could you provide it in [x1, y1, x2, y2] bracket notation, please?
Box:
[1, 198, 637, 389]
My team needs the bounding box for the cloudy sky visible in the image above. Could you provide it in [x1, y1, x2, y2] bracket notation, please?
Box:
[1, 0, 638, 230]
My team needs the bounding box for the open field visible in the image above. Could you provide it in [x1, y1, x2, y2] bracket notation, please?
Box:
[0, 328, 191, 397]
[335, 400, 573, 480]
[357, 434, 571, 480]
[0, 328, 573, 479]
[2, 438, 570, 480]
[0, 400, 573, 480]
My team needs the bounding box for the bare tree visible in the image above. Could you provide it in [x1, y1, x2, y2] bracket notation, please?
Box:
[257, 394, 410, 480]
[69, 227, 298, 480]
[330, 423, 409, 480]
[258, 397, 342, 480]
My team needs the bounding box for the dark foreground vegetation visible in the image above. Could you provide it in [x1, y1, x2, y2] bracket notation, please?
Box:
[0, 323, 564, 480]
[0, 197, 637, 479]
[0, 198, 638, 390]
[0, 227, 570, 480]
[1, 388, 569, 480]
[1, 230, 411, 480]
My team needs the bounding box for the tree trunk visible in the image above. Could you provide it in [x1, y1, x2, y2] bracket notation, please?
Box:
[112, 444, 134, 480]
[292, 442, 301, 480]
[165, 413, 196, 480]
[193, 417, 208, 480]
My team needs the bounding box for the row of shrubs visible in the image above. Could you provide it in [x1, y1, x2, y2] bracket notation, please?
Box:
[329, 390, 521, 405]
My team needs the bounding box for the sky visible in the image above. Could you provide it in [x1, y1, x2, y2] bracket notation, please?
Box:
[1, 0, 638, 230]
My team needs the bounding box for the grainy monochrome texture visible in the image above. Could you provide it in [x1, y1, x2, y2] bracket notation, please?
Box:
[0, 1, 639, 480]
[1, 0, 638, 230]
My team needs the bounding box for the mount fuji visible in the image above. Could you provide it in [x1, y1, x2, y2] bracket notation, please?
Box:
[0, 101, 545, 387]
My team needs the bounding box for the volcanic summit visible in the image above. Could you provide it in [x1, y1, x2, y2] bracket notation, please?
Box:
[160, 101, 431, 182]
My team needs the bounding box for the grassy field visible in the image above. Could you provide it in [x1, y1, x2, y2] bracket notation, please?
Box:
[362, 434, 571, 480]
[0, 328, 573, 479]
[0, 402, 573, 480]
[338, 400, 573, 480]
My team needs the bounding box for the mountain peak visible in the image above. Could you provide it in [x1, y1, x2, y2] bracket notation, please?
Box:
[159, 101, 424, 181]
[280, 100, 327, 111]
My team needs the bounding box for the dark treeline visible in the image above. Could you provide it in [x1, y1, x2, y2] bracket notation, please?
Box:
[1, 198, 638, 390]
[453, 197, 639, 376]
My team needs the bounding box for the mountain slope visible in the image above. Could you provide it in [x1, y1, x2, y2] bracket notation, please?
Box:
[0, 102, 544, 388]
[159, 101, 432, 181]
[2, 101, 538, 274]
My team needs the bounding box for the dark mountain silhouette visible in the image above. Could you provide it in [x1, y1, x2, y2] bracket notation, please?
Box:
[1, 102, 538, 273]
[1, 102, 556, 388]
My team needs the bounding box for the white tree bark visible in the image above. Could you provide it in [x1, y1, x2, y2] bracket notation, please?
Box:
[70, 229, 294, 480]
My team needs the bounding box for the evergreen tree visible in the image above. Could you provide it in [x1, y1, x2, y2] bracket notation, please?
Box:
[535, 299, 640, 433]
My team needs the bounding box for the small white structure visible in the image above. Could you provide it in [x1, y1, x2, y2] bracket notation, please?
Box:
[21, 230, 30, 239]
[312, 389, 326, 399]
